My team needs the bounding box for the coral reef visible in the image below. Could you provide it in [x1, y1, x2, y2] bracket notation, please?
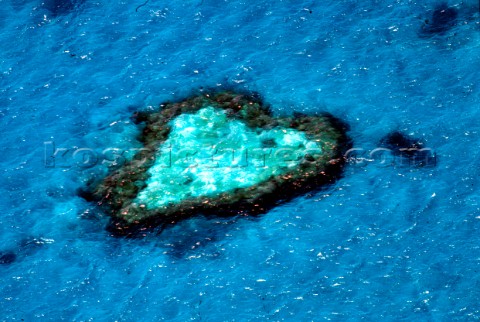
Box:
[82, 91, 351, 236]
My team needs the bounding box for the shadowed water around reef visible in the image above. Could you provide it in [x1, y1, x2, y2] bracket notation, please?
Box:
[1, 0, 480, 320]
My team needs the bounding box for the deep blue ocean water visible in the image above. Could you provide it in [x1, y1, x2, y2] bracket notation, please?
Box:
[1, 0, 480, 320]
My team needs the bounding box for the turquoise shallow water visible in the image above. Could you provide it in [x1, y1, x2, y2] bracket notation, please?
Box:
[1, 0, 480, 320]
[136, 105, 320, 209]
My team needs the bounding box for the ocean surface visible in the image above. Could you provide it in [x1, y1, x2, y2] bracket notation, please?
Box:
[1, 0, 480, 320]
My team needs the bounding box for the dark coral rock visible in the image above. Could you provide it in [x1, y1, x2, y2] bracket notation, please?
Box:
[422, 3, 458, 35]
[43, 0, 81, 17]
[0, 237, 51, 266]
[0, 251, 16, 265]
[380, 131, 436, 167]
[82, 91, 351, 237]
